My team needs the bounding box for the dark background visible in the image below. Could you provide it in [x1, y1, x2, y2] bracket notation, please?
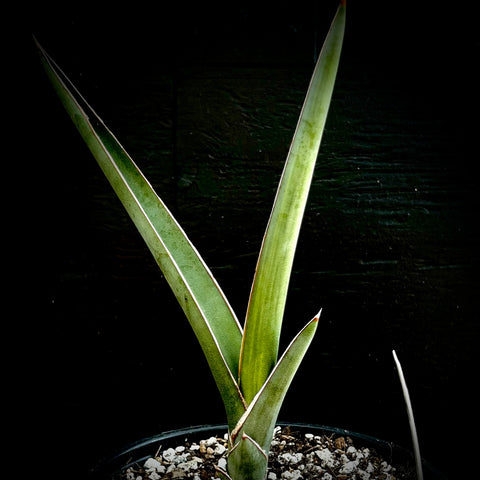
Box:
[19, 1, 479, 479]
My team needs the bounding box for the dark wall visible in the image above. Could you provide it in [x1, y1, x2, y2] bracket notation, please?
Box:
[23, 2, 479, 479]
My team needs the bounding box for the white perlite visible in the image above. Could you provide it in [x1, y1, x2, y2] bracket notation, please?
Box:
[278, 452, 303, 465]
[205, 436, 217, 447]
[315, 448, 337, 468]
[340, 458, 359, 474]
[162, 448, 177, 463]
[214, 443, 227, 455]
[217, 457, 227, 471]
[143, 458, 165, 474]
[281, 470, 302, 479]
[120, 426, 401, 480]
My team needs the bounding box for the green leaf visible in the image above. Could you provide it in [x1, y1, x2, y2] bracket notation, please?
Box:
[229, 312, 320, 477]
[36, 39, 246, 428]
[239, 2, 345, 403]
[227, 433, 269, 480]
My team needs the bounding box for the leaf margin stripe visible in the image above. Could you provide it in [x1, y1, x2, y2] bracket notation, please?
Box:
[36, 38, 247, 426]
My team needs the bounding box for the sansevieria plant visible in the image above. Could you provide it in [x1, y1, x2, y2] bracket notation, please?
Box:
[37, 2, 345, 478]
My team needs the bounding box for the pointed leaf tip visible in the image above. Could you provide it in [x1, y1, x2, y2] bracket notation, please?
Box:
[314, 308, 323, 322]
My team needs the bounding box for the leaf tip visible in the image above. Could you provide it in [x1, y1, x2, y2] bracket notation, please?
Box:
[33, 35, 44, 56]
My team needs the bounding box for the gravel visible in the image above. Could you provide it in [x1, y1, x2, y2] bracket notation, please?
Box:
[115, 426, 414, 480]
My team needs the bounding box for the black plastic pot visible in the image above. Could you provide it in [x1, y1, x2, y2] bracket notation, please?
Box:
[90, 422, 447, 480]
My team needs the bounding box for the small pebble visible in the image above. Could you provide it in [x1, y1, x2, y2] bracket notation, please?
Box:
[217, 457, 227, 470]
[119, 427, 399, 480]
[214, 444, 226, 455]
[347, 446, 357, 457]
[315, 448, 337, 468]
[340, 459, 359, 474]
[162, 448, 176, 462]
[281, 470, 302, 480]
[381, 460, 392, 472]
[144, 458, 165, 473]
[278, 452, 303, 465]
[205, 436, 217, 447]
[334, 437, 346, 450]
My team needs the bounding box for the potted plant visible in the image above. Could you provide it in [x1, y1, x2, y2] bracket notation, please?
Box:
[36, 2, 444, 478]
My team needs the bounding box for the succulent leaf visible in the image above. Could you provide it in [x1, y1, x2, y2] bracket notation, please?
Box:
[239, 2, 346, 403]
[36, 39, 246, 429]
